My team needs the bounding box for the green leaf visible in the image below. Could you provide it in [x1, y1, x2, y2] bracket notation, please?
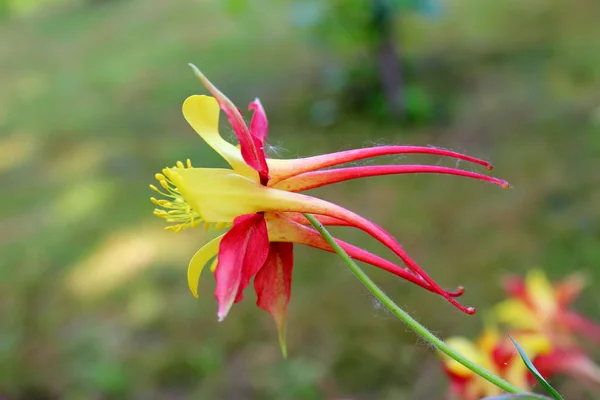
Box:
[508, 336, 564, 400]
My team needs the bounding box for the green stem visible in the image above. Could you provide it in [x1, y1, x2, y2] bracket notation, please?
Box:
[303, 213, 524, 395]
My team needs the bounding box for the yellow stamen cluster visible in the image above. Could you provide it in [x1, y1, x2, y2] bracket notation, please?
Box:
[150, 159, 231, 233]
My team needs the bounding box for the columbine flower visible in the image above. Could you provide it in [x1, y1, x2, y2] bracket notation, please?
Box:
[494, 269, 600, 385]
[495, 269, 600, 346]
[150, 64, 509, 353]
[441, 327, 552, 399]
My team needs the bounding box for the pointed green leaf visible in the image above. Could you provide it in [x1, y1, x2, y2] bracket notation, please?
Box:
[508, 336, 564, 400]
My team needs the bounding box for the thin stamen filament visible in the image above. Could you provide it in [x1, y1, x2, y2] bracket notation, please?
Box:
[150, 160, 205, 232]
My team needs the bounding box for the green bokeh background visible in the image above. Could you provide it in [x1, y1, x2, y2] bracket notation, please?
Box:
[1, 0, 599, 399]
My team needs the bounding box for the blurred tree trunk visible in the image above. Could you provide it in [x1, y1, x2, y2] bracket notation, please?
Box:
[372, 0, 404, 119]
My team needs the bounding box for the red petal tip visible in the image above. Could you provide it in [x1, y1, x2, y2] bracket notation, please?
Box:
[448, 286, 465, 297]
[465, 307, 477, 315]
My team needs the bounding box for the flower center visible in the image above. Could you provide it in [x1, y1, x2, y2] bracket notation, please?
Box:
[150, 159, 231, 232]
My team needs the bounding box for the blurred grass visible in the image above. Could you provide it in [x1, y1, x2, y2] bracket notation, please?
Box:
[1, 0, 599, 399]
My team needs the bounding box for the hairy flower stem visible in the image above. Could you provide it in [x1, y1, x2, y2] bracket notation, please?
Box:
[303, 213, 525, 396]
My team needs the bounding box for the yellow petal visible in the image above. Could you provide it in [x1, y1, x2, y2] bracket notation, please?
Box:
[166, 168, 264, 222]
[188, 233, 225, 297]
[442, 337, 483, 378]
[514, 332, 552, 355]
[164, 167, 345, 224]
[477, 328, 501, 354]
[182, 95, 257, 180]
[526, 269, 557, 317]
[494, 299, 538, 330]
[209, 257, 219, 273]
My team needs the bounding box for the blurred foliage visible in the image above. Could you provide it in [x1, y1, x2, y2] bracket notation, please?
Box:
[224, 0, 442, 123]
[287, 0, 441, 123]
[0, 0, 600, 399]
[0, 0, 72, 17]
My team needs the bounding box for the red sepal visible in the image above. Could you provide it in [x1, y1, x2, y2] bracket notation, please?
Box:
[249, 98, 268, 143]
[189, 64, 270, 183]
[214, 213, 269, 321]
[254, 242, 294, 357]
[274, 164, 510, 192]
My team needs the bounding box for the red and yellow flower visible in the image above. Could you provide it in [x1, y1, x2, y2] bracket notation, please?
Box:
[441, 327, 552, 399]
[495, 269, 600, 346]
[150, 65, 509, 354]
[494, 269, 600, 387]
[442, 324, 600, 399]
[442, 270, 600, 399]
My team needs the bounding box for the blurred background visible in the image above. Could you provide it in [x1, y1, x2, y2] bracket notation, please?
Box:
[1, 0, 599, 398]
